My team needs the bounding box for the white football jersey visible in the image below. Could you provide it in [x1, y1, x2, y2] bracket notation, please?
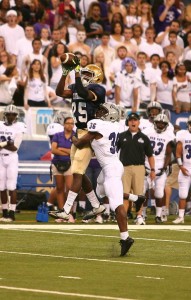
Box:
[0, 121, 26, 154]
[143, 126, 175, 171]
[87, 119, 120, 168]
[176, 130, 191, 167]
[46, 123, 63, 136]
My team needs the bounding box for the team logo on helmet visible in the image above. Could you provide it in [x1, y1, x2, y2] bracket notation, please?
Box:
[81, 64, 104, 87]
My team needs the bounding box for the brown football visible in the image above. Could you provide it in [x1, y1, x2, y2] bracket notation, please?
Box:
[60, 52, 77, 66]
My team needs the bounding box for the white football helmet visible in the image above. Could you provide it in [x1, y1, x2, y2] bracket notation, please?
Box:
[154, 113, 169, 133]
[116, 105, 127, 120]
[81, 64, 103, 87]
[146, 101, 162, 121]
[96, 103, 120, 122]
[187, 115, 191, 132]
[4, 104, 18, 123]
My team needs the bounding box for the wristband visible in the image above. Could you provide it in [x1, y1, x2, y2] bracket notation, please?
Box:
[0, 141, 7, 147]
[151, 168, 155, 172]
[177, 157, 183, 166]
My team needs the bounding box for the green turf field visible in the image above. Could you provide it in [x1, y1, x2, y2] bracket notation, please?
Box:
[0, 211, 191, 300]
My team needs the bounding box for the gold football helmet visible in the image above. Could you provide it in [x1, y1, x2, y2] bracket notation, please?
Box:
[81, 64, 104, 86]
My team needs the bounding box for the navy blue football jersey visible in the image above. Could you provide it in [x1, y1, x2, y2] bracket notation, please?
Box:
[68, 83, 105, 129]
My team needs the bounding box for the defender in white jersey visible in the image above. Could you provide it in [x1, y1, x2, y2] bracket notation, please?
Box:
[173, 116, 191, 224]
[143, 113, 175, 223]
[72, 103, 145, 256]
[0, 105, 26, 222]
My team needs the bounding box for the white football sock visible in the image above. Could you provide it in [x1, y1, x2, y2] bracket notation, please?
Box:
[156, 207, 162, 217]
[86, 190, 99, 208]
[120, 231, 129, 240]
[64, 191, 78, 214]
[179, 209, 185, 218]
[128, 193, 138, 202]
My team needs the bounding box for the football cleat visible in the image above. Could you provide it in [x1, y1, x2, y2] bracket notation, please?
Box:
[161, 215, 167, 222]
[49, 209, 70, 220]
[155, 216, 163, 224]
[172, 217, 184, 224]
[120, 237, 134, 256]
[135, 195, 146, 212]
[95, 214, 103, 224]
[82, 205, 105, 221]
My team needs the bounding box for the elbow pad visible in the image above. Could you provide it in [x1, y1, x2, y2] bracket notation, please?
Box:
[75, 77, 89, 99]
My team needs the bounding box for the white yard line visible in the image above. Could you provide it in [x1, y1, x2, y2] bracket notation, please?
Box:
[136, 276, 164, 280]
[0, 223, 191, 230]
[58, 276, 81, 280]
[0, 250, 190, 270]
[0, 285, 138, 300]
[0, 224, 191, 230]
[1, 228, 191, 244]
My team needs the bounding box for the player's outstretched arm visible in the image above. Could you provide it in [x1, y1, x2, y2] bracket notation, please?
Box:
[75, 69, 97, 101]
[72, 133, 95, 149]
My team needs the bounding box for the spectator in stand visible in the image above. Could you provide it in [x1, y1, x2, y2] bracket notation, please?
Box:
[22, 38, 49, 81]
[50, 42, 70, 107]
[0, 64, 19, 106]
[33, 9, 51, 37]
[131, 24, 146, 47]
[156, 20, 184, 49]
[109, 45, 128, 83]
[163, 30, 184, 62]
[135, 51, 153, 108]
[40, 28, 51, 53]
[108, 0, 127, 24]
[83, 2, 104, 52]
[150, 60, 175, 111]
[24, 59, 51, 109]
[179, 19, 191, 48]
[0, 10, 25, 62]
[0, 51, 12, 75]
[0, 0, 10, 25]
[94, 52, 112, 100]
[60, 10, 79, 44]
[172, 62, 191, 113]
[138, 26, 164, 61]
[182, 31, 191, 61]
[115, 57, 140, 111]
[0, 36, 6, 54]
[93, 32, 115, 80]
[125, 1, 140, 28]
[122, 26, 139, 59]
[79, 0, 96, 24]
[139, 1, 154, 38]
[166, 51, 177, 73]
[45, 0, 60, 31]
[55, 0, 76, 28]
[109, 21, 125, 50]
[59, 23, 70, 45]
[68, 28, 91, 61]
[154, 0, 182, 34]
[147, 53, 162, 77]
[13, 25, 35, 76]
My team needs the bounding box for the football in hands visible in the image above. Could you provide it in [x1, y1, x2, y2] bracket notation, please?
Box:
[60, 53, 79, 67]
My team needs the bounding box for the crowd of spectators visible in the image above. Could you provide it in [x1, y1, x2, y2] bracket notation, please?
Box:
[0, 0, 190, 112]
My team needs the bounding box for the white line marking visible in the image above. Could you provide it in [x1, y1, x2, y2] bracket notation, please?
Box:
[0, 250, 190, 269]
[0, 224, 191, 230]
[58, 276, 81, 279]
[0, 285, 138, 300]
[2, 228, 191, 244]
[136, 276, 164, 280]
